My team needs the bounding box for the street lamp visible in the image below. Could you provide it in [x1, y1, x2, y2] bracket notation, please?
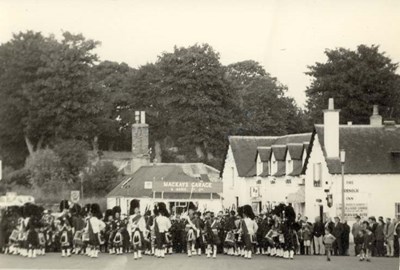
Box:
[340, 149, 346, 221]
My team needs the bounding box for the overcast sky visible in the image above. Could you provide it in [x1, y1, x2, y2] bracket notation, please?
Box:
[1, 0, 400, 106]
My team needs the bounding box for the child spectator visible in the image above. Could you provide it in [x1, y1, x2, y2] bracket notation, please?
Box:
[354, 230, 364, 258]
[323, 228, 335, 262]
[362, 225, 375, 262]
[302, 223, 312, 255]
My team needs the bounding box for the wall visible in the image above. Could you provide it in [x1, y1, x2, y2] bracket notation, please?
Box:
[305, 135, 400, 222]
[222, 146, 305, 214]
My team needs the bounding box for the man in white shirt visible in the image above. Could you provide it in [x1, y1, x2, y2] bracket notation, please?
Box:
[128, 199, 146, 260]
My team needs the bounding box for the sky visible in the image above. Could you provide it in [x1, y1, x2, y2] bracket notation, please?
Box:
[1, 0, 400, 107]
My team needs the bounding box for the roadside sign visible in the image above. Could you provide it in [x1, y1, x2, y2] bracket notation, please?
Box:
[70, 190, 80, 203]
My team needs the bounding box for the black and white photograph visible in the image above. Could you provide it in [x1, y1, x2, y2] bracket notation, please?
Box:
[0, 0, 399, 269]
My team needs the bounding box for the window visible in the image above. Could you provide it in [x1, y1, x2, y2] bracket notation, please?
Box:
[116, 197, 121, 206]
[286, 178, 292, 184]
[396, 203, 400, 219]
[313, 163, 322, 187]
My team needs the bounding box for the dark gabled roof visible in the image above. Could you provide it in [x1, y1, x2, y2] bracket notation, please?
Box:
[257, 147, 271, 162]
[315, 124, 400, 174]
[229, 133, 312, 177]
[273, 161, 286, 177]
[108, 164, 220, 197]
[272, 145, 287, 161]
[229, 136, 277, 177]
[288, 160, 303, 176]
[287, 144, 304, 160]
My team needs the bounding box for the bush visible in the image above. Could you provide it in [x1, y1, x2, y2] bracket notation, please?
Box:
[82, 161, 120, 197]
[4, 168, 31, 187]
[53, 139, 89, 180]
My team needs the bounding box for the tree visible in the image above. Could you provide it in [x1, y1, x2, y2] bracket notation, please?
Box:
[53, 139, 89, 180]
[90, 61, 134, 151]
[0, 31, 102, 168]
[156, 44, 239, 161]
[227, 60, 309, 136]
[306, 45, 400, 124]
[25, 148, 66, 187]
[82, 162, 120, 197]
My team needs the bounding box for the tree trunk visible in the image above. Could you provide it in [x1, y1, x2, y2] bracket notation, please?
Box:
[92, 136, 99, 151]
[195, 145, 205, 159]
[36, 135, 45, 151]
[108, 141, 114, 151]
[154, 140, 162, 163]
[24, 135, 34, 156]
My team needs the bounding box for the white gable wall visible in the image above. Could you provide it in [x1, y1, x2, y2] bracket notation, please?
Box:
[305, 134, 400, 223]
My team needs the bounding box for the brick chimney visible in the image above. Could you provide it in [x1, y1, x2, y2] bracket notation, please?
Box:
[323, 98, 340, 158]
[370, 105, 382, 126]
[131, 111, 150, 173]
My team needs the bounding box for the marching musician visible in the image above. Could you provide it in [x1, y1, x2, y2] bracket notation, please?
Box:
[238, 205, 258, 259]
[110, 206, 124, 255]
[128, 199, 146, 260]
[58, 200, 73, 257]
[103, 209, 113, 254]
[86, 203, 105, 258]
[153, 202, 171, 258]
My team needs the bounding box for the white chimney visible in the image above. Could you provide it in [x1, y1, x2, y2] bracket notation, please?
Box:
[370, 105, 382, 126]
[323, 98, 340, 158]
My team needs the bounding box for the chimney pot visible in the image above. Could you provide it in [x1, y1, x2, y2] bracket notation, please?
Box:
[328, 98, 334, 110]
[141, 111, 146, 124]
[373, 105, 379, 115]
[135, 111, 140, 124]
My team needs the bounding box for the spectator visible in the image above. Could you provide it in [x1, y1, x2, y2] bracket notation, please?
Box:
[368, 216, 378, 256]
[323, 228, 335, 262]
[362, 226, 375, 262]
[341, 220, 350, 256]
[352, 215, 362, 256]
[354, 230, 364, 258]
[332, 217, 343, 255]
[302, 222, 312, 255]
[313, 216, 325, 255]
[385, 218, 394, 257]
[394, 218, 400, 256]
[375, 219, 385, 257]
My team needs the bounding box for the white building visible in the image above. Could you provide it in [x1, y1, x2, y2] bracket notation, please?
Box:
[304, 99, 400, 222]
[221, 98, 400, 223]
[221, 133, 312, 214]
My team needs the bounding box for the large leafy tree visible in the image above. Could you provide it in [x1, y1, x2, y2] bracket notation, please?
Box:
[0, 31, 101, 167]
[90, 61, 134, 151]
[306, 45, 400, 124]
[156, 44, 239, 161]
[227, 60, 309, 135]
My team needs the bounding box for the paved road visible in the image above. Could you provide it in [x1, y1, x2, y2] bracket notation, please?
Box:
[0, 253, 398, 270]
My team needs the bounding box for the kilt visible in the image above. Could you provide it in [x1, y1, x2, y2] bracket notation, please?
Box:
[88, 231, 99, 247]
[26, 230, 39, 249]
[155, 232, 166, 249]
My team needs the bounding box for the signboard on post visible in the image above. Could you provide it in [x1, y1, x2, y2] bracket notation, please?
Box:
[70, 190, 80, 203]
[153, 181, 222, 193]
[336, 193, 369, 221]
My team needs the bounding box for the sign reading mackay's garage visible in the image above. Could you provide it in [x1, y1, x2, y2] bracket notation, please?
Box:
[153, 181, 223, 193]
